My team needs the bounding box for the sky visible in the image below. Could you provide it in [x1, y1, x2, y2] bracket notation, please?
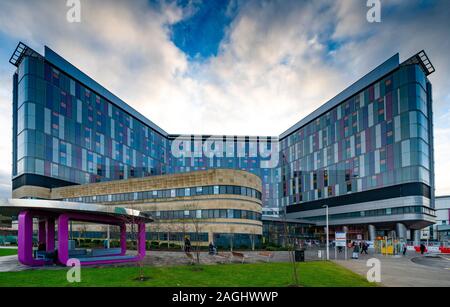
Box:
[0, 0, 449, 198]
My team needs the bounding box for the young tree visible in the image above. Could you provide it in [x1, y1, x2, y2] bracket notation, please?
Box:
[125, 202, 146, 281]
[189, 211, 202, 265]
[229, 226, 235, 252]
[249, 228, 257, 251]
[178, 212, 188, 251]
[282, 204, 299, 286]
[151, 216, 162, 245]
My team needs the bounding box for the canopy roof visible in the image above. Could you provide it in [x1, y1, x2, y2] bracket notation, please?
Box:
[0, 198, 152, 223]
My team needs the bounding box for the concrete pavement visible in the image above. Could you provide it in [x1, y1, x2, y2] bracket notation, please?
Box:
[333, 251, 450, 287]
[0, 255, 28, 272]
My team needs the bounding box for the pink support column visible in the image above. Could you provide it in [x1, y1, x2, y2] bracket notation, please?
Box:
[46, 218, 55, 252]
[38, 220, 46, 244]
[138, 222, 146, 260]
[120, 223, 127, 256]
[57, 214, 69, 266]
[18, 211, 44, 266]
[18, 211, 33, 265]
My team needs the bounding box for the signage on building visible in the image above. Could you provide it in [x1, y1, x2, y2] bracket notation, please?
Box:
[421, 229, 430, 240]
[335, 232, 347, 247]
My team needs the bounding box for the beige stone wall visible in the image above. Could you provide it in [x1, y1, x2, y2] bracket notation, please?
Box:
[67, 195, 262, 240]
[66, 194, 262, 211]
[51, 168, 262, 199]
[13, 169, 263, 239]
[67, 222, 118, 233]
[148, 220, 262, 234]
[111, 197, 262, 212]
[12, 185, 51, 199]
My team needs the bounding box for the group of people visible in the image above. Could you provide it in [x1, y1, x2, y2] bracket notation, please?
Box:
[183, 237, 217, 255]
[35, 241, 58, 261]
[351, 241, 369, 259]
[350, 241, 413, 258]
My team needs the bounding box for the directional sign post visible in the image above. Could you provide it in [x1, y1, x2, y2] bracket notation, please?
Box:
[335, 232, 347, 260]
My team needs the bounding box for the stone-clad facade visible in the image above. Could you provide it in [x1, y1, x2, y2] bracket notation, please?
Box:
[15, 169, 263, 246]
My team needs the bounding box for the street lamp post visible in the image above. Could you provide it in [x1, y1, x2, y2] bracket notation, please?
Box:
[323, 205, 329, 260]
[107, 225, 110, 249]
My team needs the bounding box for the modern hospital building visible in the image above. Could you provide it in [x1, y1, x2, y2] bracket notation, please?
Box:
[7, 42, 437, 246]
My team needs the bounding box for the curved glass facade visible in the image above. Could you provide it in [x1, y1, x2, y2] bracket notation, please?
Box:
[168, 136, 280, 210]
[146, 209, 262, 221]
[279, 64, 433, 207]
[15, 57, 169, 185]
[13, 56, 278, 209]
[62, 184, 262, 203]
[303, 205, 436, 222]
[10, 45, 435, 226]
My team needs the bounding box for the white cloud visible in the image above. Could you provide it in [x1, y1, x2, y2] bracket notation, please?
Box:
[434, 127, 450, 196]
[0, 65, 12, 199]
[0, 0, 449, 197]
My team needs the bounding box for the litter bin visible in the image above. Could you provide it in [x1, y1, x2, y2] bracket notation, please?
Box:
[295, 249, 305, 262]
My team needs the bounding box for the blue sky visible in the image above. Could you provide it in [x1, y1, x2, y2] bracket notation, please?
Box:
[0, 0, 449, 198]
[170, 0, 238, 59]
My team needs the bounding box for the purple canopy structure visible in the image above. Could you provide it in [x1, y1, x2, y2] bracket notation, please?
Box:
[0, 199, 152, 267]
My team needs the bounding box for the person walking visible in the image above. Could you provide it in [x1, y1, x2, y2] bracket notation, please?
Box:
[402, 242, 407, 256]
[361, 241, 368, 254]
[420, 243, 426, 255]
[184, 237, 191, 253]
[352, 243, 360, 259]
[208, 242, 217, 255]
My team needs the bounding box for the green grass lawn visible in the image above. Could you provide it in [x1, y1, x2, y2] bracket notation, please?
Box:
[0, 261, 375, 287]
[0, 248, 17, 257]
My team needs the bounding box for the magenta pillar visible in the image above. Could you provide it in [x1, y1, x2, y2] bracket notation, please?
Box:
[17, 211, 44, 266]
[18, 211, 33, 265]
[16, 209, 149, 267]
[57, 214, 70, 266]
[120, 223, 127, 255]
[38, 220, 46, 244]
[46, 218, 55, 252]
[138, 222, 146, 260]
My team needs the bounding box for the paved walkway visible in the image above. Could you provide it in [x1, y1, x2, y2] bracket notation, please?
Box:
[0, 251, 299, 272]
[0, 255, 28, 272]
[140, 251, 288, 266]
[332, 251, 450, 287]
